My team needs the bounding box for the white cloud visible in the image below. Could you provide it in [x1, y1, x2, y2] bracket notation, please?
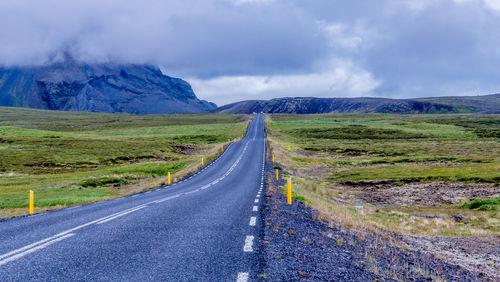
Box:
[320, 23, 363, 50]
[454, 0, 500, 10]
[230, 0, 276, 5]
[484, 0, 500, 9]
[189, 60, 380, 106]
[402, 0, 435, 12]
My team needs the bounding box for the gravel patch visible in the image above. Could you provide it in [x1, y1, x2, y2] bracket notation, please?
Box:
[403, 235, 500, 280]
[342, 180, 499, 206]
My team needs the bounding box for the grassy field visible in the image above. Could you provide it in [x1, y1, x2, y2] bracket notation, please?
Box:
[0, 107, 249, 218]
[266, 113, 500, 236]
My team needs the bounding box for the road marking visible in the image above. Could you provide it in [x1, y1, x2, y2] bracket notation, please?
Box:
[254, 199, 259, 203]
[253, 206, 258, 211]
[249, 217, 256, 226]
[0, 233, 75, 266]
[96, 206, 146, 224]
[154, 194, 180, 203]
[256, 195, 260, 198]
[0, 204, 151, 264]
[237, 272, 249, 282]
[243, 235, 254, 252]
[0, 129, 252, 268]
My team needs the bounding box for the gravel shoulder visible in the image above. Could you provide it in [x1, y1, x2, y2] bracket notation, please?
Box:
[259, 160, 490, 281]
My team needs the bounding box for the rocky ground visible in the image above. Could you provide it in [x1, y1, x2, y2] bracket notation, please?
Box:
[341, 180, 499, 206]
[402, 235, 500, 280]
[259, 161, 492, 281]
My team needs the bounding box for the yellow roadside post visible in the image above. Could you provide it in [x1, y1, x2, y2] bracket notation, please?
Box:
[287, 178, 292, 205]
[272, 154, 274, 162]
[276, 169, 279, 181]
[270, 144, 272, 149]
[29, 190, 34, 214]
[221, 144, 224, 151]
[201, 158, 204, 166]
[168, 172, 171, 185]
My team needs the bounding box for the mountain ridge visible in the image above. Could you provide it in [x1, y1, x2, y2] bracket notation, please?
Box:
[0, 58, 216, 114]
[213, 94, 500, 114]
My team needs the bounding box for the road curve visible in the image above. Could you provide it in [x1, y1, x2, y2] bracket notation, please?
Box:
[0, 114, 267, 281]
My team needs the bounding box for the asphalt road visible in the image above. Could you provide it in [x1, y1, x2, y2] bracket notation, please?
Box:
[0, 114, 267, 281]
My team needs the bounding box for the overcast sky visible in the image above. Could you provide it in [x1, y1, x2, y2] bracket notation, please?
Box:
[1, 0, 500, 105]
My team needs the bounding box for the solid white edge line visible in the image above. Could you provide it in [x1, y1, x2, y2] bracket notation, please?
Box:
[0, 121, 257, 266]
[0, 203, 150, 261]
[153, 193, 181, 203]
[0, 233, 75, 266]
[96, 206, 147, 224]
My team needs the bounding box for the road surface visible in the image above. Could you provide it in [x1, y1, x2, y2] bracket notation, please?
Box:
[0, 114, 267, 281]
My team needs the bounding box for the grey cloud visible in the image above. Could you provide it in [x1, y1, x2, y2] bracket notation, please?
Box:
[0, 0, 328, 78]
[1, 0, 500, 104]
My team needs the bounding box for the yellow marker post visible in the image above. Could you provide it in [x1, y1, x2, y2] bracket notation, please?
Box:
[201, 158, 204, 166]
[29, 190, 34, 214]
[272, 154, 274, 162]
[270, 144, 272, 149]
[287, 178, 292, 205]
[168, 172, 171, 185]
[221, 144, 224, 151]
[276, 169, 279, 181]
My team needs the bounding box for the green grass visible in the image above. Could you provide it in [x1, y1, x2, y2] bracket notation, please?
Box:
[0, 107, 249, 216]
[329, 163, 500, 183]
[268, 113, 500, 236]
[463, 197, 500, 211]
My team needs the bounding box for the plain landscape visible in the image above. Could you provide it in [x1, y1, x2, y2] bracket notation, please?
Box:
[0, 106, 248, 218]
[2, 1, 500, 280]
[0, 106, 498, 279]
[265, 113, 499, 279]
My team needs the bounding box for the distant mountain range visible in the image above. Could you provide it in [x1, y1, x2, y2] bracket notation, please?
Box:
[1, 57, 499, 115]
[214, 94, 500, 114]
[0, 56, 216, 114]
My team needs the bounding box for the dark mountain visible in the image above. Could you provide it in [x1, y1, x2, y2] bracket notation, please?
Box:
[214, 94, 500, 114]
[0, 57, 216, 114]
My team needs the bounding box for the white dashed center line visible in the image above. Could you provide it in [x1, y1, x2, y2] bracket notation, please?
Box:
[249, 217, 256, 226]
[237, 272, 249, 282]
[243, 235, 254, 252]
[252, 206, 258, 211]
